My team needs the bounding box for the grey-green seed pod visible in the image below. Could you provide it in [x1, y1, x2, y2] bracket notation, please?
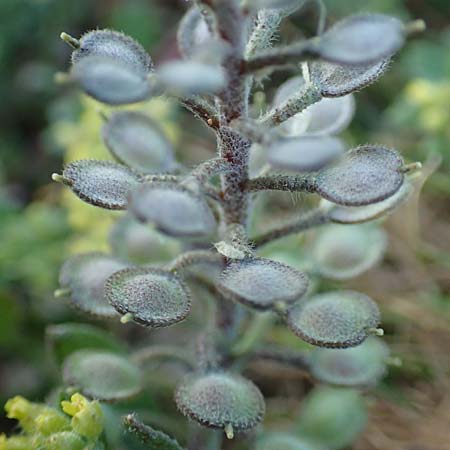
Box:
[267, 136, 345, 172]
[104, 267, 191, 328]
[129, 183, 216, 238]
[218, 257, 309, 311]
[311, 224, 387, 280]
[102, 111, 175, 174]
[310, 336, 389, 387]
[71, 55, 153, 105]
[297, 387, 368, 450]
[175, 372, 265, 435]
[315, 145, 404, 206]
[61, 159, 142, 210]
[58, 252, 128, 319]
[310, 58, 390, 98]
[71, 29, 153, 76]
[63, 350, 142, 401]
[286, 290, 380, 348]
[314, 14, 404, 65]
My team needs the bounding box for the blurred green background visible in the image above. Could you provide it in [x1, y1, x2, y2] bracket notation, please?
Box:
[0, 1, 449, 449]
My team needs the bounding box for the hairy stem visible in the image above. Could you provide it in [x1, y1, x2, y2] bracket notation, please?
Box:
[246, 174, 317, 193]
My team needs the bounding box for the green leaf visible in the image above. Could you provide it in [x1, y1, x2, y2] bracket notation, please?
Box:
[123, 414, 186, 450]
[46, 323, 126, 365]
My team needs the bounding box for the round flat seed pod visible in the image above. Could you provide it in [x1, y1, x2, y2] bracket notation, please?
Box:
[326, 180, 412, 224]
[256, 433, 324, 450]
[129, 183, 216, 238]
[104, 267, 191, 327]
[62, 159, 141, 210]
[109, 215, 181, 264]
[310, 337, 389, 387]
[286, 290, 380, 348]
[267, 136, 345, 172]
[158, 60, 227, 96]
[297, 387, 367, 450]
[175, 372, 265, 433]
[304, 95, 355, 137]
[315, 145, 404, 206]
[72, 29, 153, 76]
[315, 14, 404, 65]
[63, 350, 141, 401]
[218, 258, 308, 310]
[310, 59, 390, 98]
[311, 224, 387, 280]
[59, 253, 128, 319]
[177, 6, 211, 59]
[71, 55, 152, 105]
[102, 111, 174, 174]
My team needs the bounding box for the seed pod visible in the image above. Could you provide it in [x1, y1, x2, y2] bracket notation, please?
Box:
[315, 145, 404, 206]
[310, 337, 389, 387]
[102, 111, 174, 174]
[325, 180, 412, 224]
[175, 372, 265, 434]
[267, 136, 345, 172]
[71, 55, 153, 105]
[61, 160, 142, 210]
[177, 6, 211, 59]
[314, 14, 404, 65]
[297, 387, 368, 450]
[256, 433, 324, 450]
[63, 350, 142, 401]
[286, 290, 380, 348]
[104, 267, 191, 328]
[311, 224, 387, 280]
[218, 258, 308, 311]
[129, 183, 216, 238]
[310, 59, 390, 98]
[71, 29, 153, 75]
[58, 253, 128, 319]
[248, 0, 307, 12]
[157, 60, 227, 96]
[274, 76, 355, 136]
[109, 215, 181, 264]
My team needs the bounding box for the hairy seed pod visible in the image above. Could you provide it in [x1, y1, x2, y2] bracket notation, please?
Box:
[267, 136, 345, 172]
[175, 372, 265, 434]
[256, 433, 325, 450]
[71, 29, 153, 75]
[310, 336, 389, 387]
[325, 180, 412, 224]
[157, 60, 227, 96]
[248, 0, 307, 12]
[315, 145, 404, 206]
[102, 111, 174, 174]
[71, 55, 153, 105]
[297, 387, 368, 450]
[104, 267, 191, 328]
[129, 183, 216, 238]
[218, 257, 309, 310]
[63, 350, 142, 401]
[61, 160, 142, 210]
[177, 6, 211, 59]
[310, 58, 390, 98]
[274, 76, 355, 136]
[286, 290, 380, 348]
[314, 14, 404, 65]
[108, 215, 181, 264]
[311, 224, 387, 280]
[58, 252, 128, 319]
